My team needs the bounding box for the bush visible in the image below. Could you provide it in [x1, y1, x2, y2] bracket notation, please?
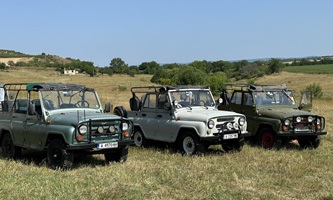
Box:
[301, 83, 323, 99]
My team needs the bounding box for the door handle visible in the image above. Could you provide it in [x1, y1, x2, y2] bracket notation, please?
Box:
[142, 114, 146, 116]
[157, 115, 162, 118]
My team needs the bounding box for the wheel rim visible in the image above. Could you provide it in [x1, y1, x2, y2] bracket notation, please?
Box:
[50, 148, 63, 166]
[134, 132, 143, 147]
[262, 131, 274, 147]
[183, 136, 195, 155]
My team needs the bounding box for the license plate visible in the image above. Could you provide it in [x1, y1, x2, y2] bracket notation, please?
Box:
[223, 133, 238, 140]
[98, 142, 118, 149]
[295, 127, 310, 132]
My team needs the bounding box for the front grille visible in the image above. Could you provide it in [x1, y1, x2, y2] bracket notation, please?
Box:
[77, 119, 130, 142]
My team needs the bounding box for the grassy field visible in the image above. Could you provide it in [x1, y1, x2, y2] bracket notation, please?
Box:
[284, 64, 333, 74]
[0, 68, 332, 199]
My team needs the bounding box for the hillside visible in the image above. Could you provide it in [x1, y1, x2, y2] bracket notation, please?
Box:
[0, 49, 71, 66]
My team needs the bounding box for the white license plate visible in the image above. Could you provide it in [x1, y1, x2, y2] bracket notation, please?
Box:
[295, 127, 310, 132]
[223, 133, 238, 140]
[98, 142, 118, 149]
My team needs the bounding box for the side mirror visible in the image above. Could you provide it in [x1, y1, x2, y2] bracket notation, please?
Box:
[216, 98, 223, 106]
[104, 102, 112, 113]
[28, 102, 35, 115]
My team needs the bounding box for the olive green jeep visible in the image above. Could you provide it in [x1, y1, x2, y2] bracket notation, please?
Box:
[218, 84, 327, 149]
[0, 83, 133, 169]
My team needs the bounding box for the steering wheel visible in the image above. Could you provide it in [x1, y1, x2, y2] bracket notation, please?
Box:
[74, 100, 90, 108]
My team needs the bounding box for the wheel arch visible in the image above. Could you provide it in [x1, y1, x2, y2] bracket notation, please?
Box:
[175, 127, 199, 144]
[45, 134, 67, 147]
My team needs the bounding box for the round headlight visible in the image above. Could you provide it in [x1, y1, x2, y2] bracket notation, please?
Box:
[308, 116, 313, 123]
[233, 122, 239, 130]
[109, 125, 115, 132]
[122, 123, 128, 131]
[296, 116, 301, 122]
[227, 122, 233, 130]
[78, 125, 88, 135]
[208, 120, 215, 129]
[238, 117, 245, 126]
[316, 118, 321, 125]
[97, 126, 104, 134]
[284, 119, 290, 126]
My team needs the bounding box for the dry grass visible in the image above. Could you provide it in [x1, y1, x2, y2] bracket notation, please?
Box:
[0, 69, 332, 199]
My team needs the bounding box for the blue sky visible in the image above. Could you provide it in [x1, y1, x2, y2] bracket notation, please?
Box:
[1, 0, 332, 67]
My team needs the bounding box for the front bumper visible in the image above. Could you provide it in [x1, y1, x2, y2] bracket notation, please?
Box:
[276, 131, 327, 137]
[200, 131, 253, 142]
[67, 139, 134, 151]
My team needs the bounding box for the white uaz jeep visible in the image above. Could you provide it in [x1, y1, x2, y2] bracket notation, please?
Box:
[114, 86, 251, 155]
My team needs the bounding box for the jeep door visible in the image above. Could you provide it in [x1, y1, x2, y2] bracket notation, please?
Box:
[139, 93, 158, 139]
[10, 104, 26, 147]
[155, 93, 174, 142]
[299, 91, 312, 112]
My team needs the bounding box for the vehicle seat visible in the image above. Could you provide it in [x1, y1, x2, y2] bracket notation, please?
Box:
[15, 99, 28, 114]
[32, 99, 42, 115]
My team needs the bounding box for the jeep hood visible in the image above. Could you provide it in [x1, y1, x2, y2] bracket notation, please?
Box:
[258, 107, 315, 119]
[175, 108, 242, 121]
[46, 110, 122, 126]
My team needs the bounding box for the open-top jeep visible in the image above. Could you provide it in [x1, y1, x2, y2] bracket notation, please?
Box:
[113, 86, 251, 155]
[218, 84, 327, 149]
[0, 83, 133, 169]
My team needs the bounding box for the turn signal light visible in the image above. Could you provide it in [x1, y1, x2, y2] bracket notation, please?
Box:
[124, 131, 129, 137]
[76, 135, 83, 141]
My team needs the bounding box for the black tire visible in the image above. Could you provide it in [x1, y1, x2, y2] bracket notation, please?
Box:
[180, 133, 201, 155]
[133, 129, 146, 147]
[222, 138, 244, 153]
[113, 106, 127, 118]
[105, 146, 128, 163]
[47, 139, 73, 170]
[259, 128, 278, 149]
[1, 133, 21, 159]
[298, 135, 321, 149]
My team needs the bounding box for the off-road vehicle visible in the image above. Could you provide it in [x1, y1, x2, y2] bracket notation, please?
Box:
[0, 83, 133, 169]
[113, 86, 251, 155]
[218, 84, 327, 149]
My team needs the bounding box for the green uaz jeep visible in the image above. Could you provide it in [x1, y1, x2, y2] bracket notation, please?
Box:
[0, 83, 133, 169]
[218, 84, 327, 149]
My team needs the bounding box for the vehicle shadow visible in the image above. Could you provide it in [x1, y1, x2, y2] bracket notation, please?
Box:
[1, 150, 113, 170]
[136, 141, 227, 156]
[246, 139, 303, 150]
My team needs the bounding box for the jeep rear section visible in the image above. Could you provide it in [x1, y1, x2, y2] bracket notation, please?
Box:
[218, 84, 327, 149]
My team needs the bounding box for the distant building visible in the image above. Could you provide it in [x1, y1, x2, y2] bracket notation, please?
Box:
[64, 69, 78, 75]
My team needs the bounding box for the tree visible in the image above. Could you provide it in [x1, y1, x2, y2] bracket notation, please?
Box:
[268, 58, 284, 74]
[174, 66, 207, 85]
[84, 65, 96, 77]
[110, 58, 129, 74]
[205, 72, 228, 96]
[0, 62, 6, 70]
[138, 61, 160, 74]
[190, 60, 213, 73]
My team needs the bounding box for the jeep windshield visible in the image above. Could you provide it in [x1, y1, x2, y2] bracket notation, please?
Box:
[39, 89, 101, 110]
[254, 91, 296, 106]
[170, 90, 215, 108]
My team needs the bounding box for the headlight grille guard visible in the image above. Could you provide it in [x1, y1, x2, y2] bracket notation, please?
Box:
[75, 119, 133, 142]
